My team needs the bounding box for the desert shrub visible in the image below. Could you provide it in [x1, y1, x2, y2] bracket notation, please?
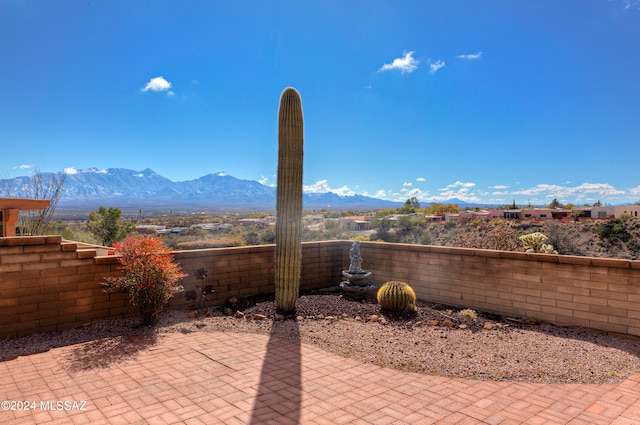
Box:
[542, 221, 580, 255]
[102, 235, 186, 325]
[459, 309, 477, 319]
[176, 236, 244, 249]
[452, 220, 521, 251]
[597, 219, 632, 244]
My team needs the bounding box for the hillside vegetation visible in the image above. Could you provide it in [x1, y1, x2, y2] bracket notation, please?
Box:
[51, 211, 640, 260]
[372, 217, 640, 260]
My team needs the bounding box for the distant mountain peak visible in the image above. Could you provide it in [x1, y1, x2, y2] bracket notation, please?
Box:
[0, 167, 401, 211]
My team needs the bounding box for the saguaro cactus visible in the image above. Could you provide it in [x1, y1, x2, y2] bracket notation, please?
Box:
[275, 87, 304, 315]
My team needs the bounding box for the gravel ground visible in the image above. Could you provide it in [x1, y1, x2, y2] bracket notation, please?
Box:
[2, 293, 640, 385]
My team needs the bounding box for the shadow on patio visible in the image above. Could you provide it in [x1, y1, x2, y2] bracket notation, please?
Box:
[62, 333, 159, 374]
[249, 319, 302, 424]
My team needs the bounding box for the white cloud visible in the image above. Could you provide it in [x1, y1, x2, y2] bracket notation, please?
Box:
[63, 167, 78, 175]
[400, 187, 429, 199]
[512, 183, 625, 201]
[441, 181, 476, 189]
[141, 76, 173, 93]
[304, 180, 355, 196]
[429, 60, 446, 74]
[629, 185, 640, 195]
[403, 182, 412, 187]
[416, 177, 426, 182]
[379, 51, 419, 74]
[259, 175, 269, 185]
[457, 51, 483, 60]
[490, 185, 509, 189]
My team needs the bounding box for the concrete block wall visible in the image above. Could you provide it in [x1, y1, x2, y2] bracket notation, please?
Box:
[169, 241, 348, 309]
[0, 236, 125, 339]
[360, 241, 640, 337]
[3, 237, 640, 339]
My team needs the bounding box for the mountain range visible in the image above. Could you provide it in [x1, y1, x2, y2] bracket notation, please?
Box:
[1, 168, 403, 212]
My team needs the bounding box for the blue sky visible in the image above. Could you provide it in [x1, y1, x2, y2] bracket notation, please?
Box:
[1, 0, 639, 206]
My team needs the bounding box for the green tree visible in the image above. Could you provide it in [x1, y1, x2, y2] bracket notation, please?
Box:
[425, 202, 459, 215]
[87, 206, 135, 246]
[548, 198, 563, 209]
[399, 197, 420, 214]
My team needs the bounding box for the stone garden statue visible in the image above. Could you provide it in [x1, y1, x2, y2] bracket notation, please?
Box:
[340, 240, 377, 300]
[349, 240, 363, 272]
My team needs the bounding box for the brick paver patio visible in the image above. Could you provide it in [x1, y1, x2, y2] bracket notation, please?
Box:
[1, 331, 639, 424]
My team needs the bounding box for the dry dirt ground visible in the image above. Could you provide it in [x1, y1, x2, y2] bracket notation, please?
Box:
[3, 292, 640, 385]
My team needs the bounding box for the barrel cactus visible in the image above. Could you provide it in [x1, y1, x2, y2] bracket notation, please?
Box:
[275, 87, 304, 315]
[377, 281, 417, 313]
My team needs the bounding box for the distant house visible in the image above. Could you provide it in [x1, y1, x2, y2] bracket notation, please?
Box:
[135, 224, 167, 234]
[190, 223, 232, 231]
[325, 216, 371, 231]
[234, 218, 269, 227]
[551, 209, 572, 220]
[458, 210, 490, 221]
[571, 207, 592, 219]
[425, 214, 445, 223]
[522, 208, 552, 220]
[591, 205, 640, 219]
[589, 206, 615, 219]
[503, 209, 522, 220]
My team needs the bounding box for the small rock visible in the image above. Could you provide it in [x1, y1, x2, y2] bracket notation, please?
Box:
[379, 318, 388, 325]
[355, 315, 363, 322]
[458, 324, 467, 329]
[340, 313, 349, 319]
[442, 320, 453, 327]
[414, 321, 423, 326]
[368, 315, 379, 322]
[296, 316, 304, 321]
[253, 314, 267, 320]
[274, 313, 285, 321]
[522, 317, 540, 325]
[325, 316, 336, 321]
[427, 320, 439, 326]
[203, 310, 211, 317]
[483, 323, 494, 330]
[234, 311, 245, 319]
[223, 306, 232, 316]
[317, 314, 325, 320]
[188, 311, 199, 318]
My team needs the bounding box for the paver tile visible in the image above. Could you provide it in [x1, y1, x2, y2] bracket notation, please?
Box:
[1, 331, 639, 424]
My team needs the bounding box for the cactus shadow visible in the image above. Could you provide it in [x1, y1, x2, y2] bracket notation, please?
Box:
[249, 318, 301, 424]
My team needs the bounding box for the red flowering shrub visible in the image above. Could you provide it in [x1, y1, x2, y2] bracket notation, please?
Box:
[103, 235, 186, 325]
